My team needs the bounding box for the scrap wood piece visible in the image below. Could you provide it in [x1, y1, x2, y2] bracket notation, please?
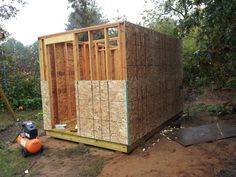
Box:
[165, 123, 236, 146]
[0, 86, 16, 120]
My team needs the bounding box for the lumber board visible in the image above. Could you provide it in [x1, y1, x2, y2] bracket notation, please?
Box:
[66, 43, 76, 119]
[40, 81, 51, 129]
[0, 86, 16, 119]
[73, 34, 80, 80]
[88, 31, 93, 80]
[104, 28, 111, 80]
[54, 43, 68, 122]
[44, 33, 74, 45]
[46, 42, 76, 126]
[46, 44, 57, 126]
[64, 43, 72, 119]
[46, 129, 129, 152]
[46, 112, 182, 153]
[39, 39, 46, 80]
[39, 21, 123, 39]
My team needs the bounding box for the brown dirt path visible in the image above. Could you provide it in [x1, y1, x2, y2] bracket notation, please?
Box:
[99, 135, 236, 177]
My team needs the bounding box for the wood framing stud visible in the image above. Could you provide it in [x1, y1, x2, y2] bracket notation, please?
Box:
[73, 34, 79, 80]
[104, 28, 111, 80]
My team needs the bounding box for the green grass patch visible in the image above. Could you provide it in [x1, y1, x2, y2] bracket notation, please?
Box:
[0, 142, 31, 177]
[184, 103, 232, 117]
[16, 110, 43, 128]
[52, 144, 90, 158]
[0, 110, 43, 131]
[0, 112, 15, 131]
[80, 158, 105, 177]
[0, 110, 43, 177]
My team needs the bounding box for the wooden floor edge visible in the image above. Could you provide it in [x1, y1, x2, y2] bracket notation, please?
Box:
[46, 112, 183, 153]
[46, 130, 129, 153]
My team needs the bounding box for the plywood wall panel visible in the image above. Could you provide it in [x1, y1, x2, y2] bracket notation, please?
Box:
[41, 81, 52, 130]
[108, 80, 126, 102]
[101, 120, 110, 141]
[76, 80, 128, 144]
[125, 22, 183, 144]
[109, 101, 126, 122]
[80, 118, 94, 138]
[94, 119, 102, 139]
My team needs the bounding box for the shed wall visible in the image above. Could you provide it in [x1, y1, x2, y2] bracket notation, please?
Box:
[125, 22, 183, 144]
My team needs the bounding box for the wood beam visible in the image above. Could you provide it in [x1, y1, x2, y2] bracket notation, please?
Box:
[0, 86, 16, 120]
[39, 22, 124, 40]
[88, 31, 93, 80]
[44, 33, 74, 45]
[64, 43, 72, 120]
[73, 34, 79, 80]
[104, 28, 111, 80]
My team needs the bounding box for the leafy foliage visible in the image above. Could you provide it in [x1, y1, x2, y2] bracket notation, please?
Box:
[1, 76, 41, 110]
[185, 103, 232, 117]
[144, 17, 178, 37]
[0, 0, 26, 34]
[66, 0, 108, 30]
[112, 9, 127, 22]
[0, 38, 41, 111]
[143, 0, 236, 89]
[207, 104, 232, 117]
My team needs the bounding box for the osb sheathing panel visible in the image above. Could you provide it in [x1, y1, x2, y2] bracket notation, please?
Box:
[76, 80, 128, 145]
[125, 22, 183, 144]
[47, 43, 76, 125]
[41, 81, 52, 130]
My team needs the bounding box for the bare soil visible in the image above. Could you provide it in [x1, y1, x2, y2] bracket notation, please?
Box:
[25, 137, 114, 177]
[99, 129, 236, 177]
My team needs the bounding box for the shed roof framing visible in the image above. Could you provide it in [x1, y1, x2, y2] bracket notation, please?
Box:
[39, 21, 126, 81]
[38, 21, 123, 40]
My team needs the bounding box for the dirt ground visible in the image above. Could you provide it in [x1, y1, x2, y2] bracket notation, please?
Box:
[17, 114, 236, 177]
[26, 116, 236, 177]
[99, 126, 236, 177]
[1, 90, 236, 177]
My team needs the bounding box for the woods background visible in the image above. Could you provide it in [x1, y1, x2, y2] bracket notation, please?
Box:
[0, 0, 235, 112]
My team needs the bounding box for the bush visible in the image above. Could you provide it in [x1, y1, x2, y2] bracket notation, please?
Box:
[186, 103, 232, 117]
[207, 105, 232, 116]
[0, 76, 41, 111]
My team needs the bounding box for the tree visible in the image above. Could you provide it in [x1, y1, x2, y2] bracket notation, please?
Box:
[0, 0, 26, 34]
[65, 0, 108, 30]
[3, 38, 39, 77]
[112, 10, 127, 22]
[0, 38, 41, 110]
[143, 0, 236, 88]
[144, 17, 178, 37]
[143, 0, 199, 37]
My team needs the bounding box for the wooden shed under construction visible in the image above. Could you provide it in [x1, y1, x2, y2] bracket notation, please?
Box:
[39, 21, 183, 152]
